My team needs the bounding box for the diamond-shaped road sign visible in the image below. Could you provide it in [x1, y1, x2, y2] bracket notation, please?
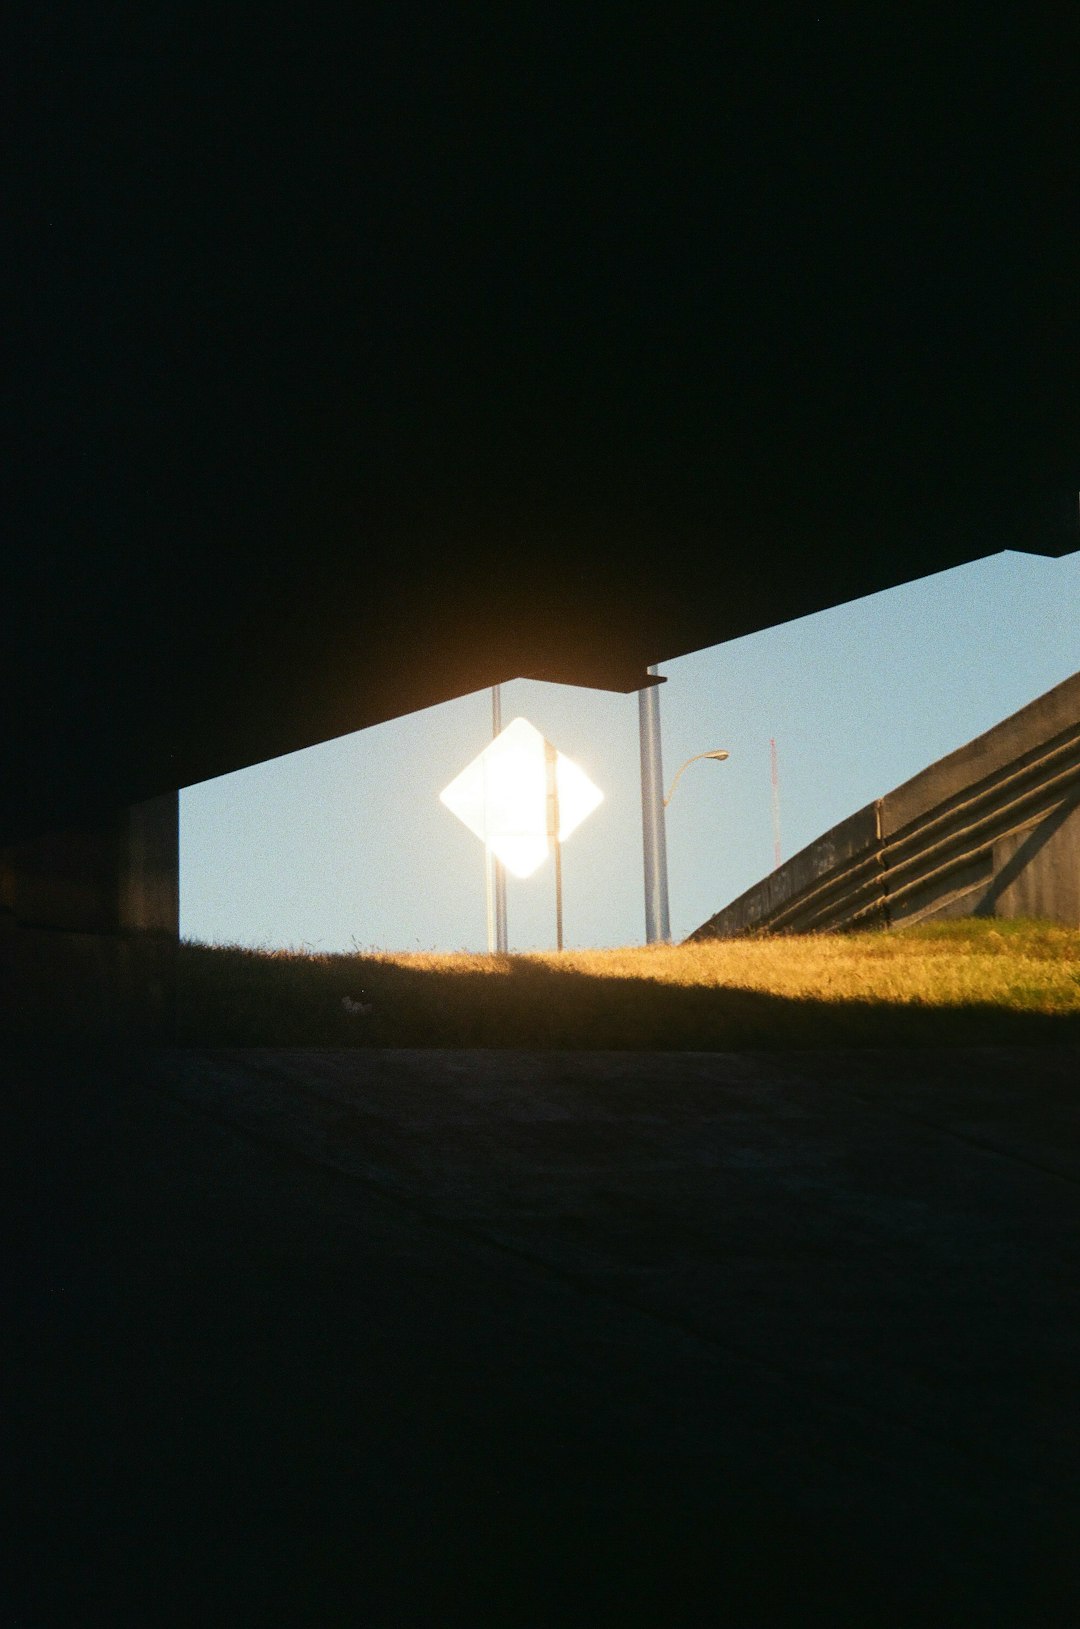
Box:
[439, 716, 603, 879]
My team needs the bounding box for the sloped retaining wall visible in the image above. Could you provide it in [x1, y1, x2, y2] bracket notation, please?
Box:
[689, 670, 1080, 940]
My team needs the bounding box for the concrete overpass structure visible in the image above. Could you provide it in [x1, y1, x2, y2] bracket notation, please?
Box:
[4, 11, 1076, 1032]
[7, 24, 1080, 1619]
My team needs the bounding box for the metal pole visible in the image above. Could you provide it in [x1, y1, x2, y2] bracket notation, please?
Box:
[638, 664, 670, 944]
[545, 739, 563, 951]
[482, 747, 496, 953]
[554, 834, 563, 952]
[492, 686, 508, 952]
[484, 841, 495, 953]
[770, 736, 781, 870]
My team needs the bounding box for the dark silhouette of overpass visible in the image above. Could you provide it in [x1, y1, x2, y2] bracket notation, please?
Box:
[3, 10, 1077, 1031]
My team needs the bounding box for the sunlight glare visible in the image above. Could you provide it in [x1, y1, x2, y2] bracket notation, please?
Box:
[439, 716, 604, 878]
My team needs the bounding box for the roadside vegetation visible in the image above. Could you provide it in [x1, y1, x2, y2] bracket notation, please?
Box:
[177, 918, 1080, 1050]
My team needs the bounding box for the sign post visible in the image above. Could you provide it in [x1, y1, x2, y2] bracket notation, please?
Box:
[441, 717, 602, 952]
[492, 686, 508, 952]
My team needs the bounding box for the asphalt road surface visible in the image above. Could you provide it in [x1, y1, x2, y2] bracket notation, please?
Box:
[7, 1044, 1080, 1626]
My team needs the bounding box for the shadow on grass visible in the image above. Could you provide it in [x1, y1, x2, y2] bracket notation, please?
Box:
[178, 944, 1080, 1050]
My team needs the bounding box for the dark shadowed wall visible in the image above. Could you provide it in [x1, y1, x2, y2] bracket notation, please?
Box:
[1, 795, 178, 1038]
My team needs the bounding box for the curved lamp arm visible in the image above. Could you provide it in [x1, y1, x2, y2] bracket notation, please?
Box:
[663, 750, 730, 808]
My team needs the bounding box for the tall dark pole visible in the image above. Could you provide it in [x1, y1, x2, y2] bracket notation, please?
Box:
[492, 686, 508, 952]
[638, 664, 670, 943]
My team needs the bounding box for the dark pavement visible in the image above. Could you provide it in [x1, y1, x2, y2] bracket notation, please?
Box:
[7, 1044, 1080, 1626]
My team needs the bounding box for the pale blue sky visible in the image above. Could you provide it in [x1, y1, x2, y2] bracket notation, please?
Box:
[181, 549, 1080, 953]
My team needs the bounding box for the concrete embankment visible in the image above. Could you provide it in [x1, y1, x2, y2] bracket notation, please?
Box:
[692, 667, 1080, 940]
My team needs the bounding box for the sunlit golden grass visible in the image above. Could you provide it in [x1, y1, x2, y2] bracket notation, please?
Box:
[177, 918, 1080, 1050]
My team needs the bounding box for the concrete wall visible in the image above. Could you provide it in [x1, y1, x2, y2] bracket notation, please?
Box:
[1, 793, 178, 1038]
[690, 670, 1080, 941]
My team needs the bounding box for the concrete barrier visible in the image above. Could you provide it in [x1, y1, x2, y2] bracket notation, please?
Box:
[689, 670, 1080, 940]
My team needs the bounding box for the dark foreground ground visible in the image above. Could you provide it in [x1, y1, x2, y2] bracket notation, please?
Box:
[7, 1043, 1080, 1626]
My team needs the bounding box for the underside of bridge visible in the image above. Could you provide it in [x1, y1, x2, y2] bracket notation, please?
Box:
[4, 10, 1077, 1033]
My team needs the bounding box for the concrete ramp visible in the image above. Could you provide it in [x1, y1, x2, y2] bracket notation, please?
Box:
[692, 668, 1080, 939]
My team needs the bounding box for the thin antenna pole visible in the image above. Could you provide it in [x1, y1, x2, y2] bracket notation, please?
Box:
[770, 737, 781, 870]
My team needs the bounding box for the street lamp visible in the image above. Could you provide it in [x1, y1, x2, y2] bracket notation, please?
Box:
[663, 750, 730, 808]
[638, 657, 730, 946]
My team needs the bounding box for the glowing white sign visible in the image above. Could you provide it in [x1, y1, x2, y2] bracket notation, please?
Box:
[439, 716, 603, 878]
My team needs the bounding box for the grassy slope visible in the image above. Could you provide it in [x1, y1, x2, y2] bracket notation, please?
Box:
[177, 919, 1080, 1050]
